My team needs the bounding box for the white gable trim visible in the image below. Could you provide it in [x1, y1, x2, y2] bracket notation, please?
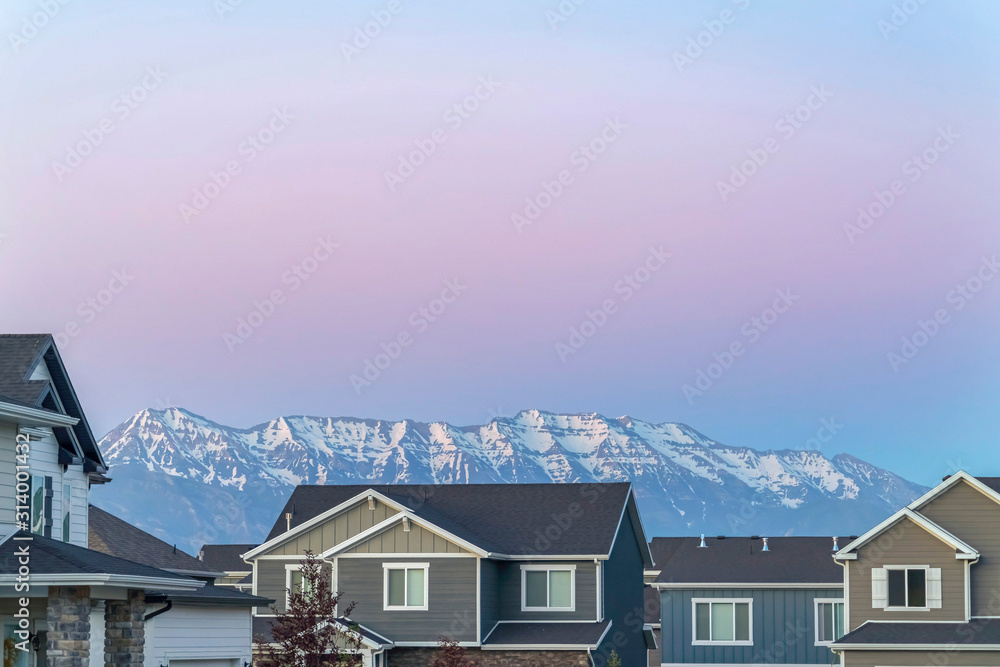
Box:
[242, 489, 409, 560]
[321, 511, 488, 559]
[908, 471, 1000, 512]
[834, 508, 979, 561]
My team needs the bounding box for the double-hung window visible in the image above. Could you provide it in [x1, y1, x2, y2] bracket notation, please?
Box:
[872, 566, 940, 609]
[692, 599, 752, 645]
[285, 563, 318, 609]
[383, 563, 428, 611]
[521, 565, 575, 612]
[815, 599, 845, 644]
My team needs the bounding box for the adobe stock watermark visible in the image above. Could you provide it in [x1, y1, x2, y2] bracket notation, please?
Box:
[7, 0, 71, 54]
[878, 0, 932, 40]
[511, 118, 627, 233]
[843, 126, 958, 244]
[51, 66, 167, 182]
[682, 288, 800, 403]
[887, 254, 998, 372]
[179, 107, 294, 223]
[555, 246, 671, 363]
[213, 0, 251, 20]
[349, 279, 467, 395]
[672, 0, 751, 73]
[545, 0, 589, 29]
[223, 235, 340, 352]
[340, 0, 406, 63]
[384, 75, 503, 192]
[803, 418, 844, 451]
[717, 84, 833, 202]
[53, 269, 135, 350]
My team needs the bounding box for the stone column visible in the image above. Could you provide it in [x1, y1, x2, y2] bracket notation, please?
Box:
[46, 585, 92, 667]
[104, 590, 145, 667]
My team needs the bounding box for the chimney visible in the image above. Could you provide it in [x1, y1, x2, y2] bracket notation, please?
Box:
[832, 536, 839, 551]
[762, 537, 769, 552]
[698, 534, 707, 548]
[285, 512, 292, 532]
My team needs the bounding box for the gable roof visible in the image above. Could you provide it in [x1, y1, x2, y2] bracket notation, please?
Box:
[0, 531, 201, 590]
[89, 505, 223, 577]
[253, 483, 646, 561]
[482, 620, 611, 650]
[0, 334, 105, 471]
[198, 544, 258, 572]
[652, 536, 846, 586]
[834, 619, 1000, 648]
[836, 508, 980, 561]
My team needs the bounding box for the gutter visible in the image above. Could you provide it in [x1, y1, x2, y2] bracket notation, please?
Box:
[0, 402, 79, 428]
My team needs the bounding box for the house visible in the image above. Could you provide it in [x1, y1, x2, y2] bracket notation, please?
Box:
[650, 535, 847, 667]
[241, 482, 656, 666]
[198, 545, 258, 591]
[831, 471, 1000, 667]
[0, 333, 268, 667]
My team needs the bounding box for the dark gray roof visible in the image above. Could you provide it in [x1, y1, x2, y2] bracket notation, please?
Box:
[0, 531, 193, 581]
[199, 544, 257, 572]
[483, 620, 610, 647]
[252, 616, 390, 647]
[89, 505, 221, 576]
[976, 477, 1000, 494]
[267, 483, 635, 557]
[149, 584, 271, 607]
[652, 536, 846, 585]
[0, 334, 105, 470]
[644, 584, 660, 624]
[836, 619, 1000, 646]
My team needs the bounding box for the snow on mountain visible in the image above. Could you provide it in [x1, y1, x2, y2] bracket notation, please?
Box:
[91, 407, 927, 553]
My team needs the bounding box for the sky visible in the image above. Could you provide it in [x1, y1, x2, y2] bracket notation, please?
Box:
[1, 0, 998, 486]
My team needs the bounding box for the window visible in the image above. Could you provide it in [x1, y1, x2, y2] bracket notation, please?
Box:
[30, 475, 52, 537]
[889, 568, 926, 608]
[62, 484, 72, 542]
[383, 563, 428, 611]
[692, 599, 752, 645]
[815, 600, 845, 644]
[285, 563, 319, 609]
[521, 565, 575, 611]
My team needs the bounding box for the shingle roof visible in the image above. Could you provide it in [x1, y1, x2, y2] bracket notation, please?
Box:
[836, 619, 1000, 646]
[644, 584, 660, 624]
[252, 616, 391, 647]
[976, 477, 1000, 494]
[0, 334, 51, 406]
[266, 483, 634, 557]
[199, 544, 257, 572]
[149, 584, 272, 607]
[651, 536, 846, 585]
[89, 505, 221, 576]
[483, 620, 610, 647]
[0, 531, 194, 581]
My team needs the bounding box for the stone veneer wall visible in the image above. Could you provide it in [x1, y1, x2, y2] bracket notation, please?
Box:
[387, 647, 590, 667]
[47, 586, 92, 667]
[104, 590, 146, 667]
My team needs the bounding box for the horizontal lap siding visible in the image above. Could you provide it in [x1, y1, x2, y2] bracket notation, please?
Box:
[273, 500, 398, 555]
[255, 559, 288, 613]
[844, 650, 1000, 667]
[920, 480, 1000, 617]
[0, 422, 16, 529]
[338, 556, 478, 643]
[848, 516, 966, 629]
[147, 606, 252, 664]
[659, 588, 843, 665]
[497, 560, 597, 621]
[480, 560, 500, 641]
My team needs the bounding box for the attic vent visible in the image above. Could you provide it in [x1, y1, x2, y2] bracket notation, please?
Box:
[402, 516, 411, 532]
[762, 537, 769, 552]
[698, 534, 707, 548]
[716, 535, 726, 540]
[832, 536, 839, 551]
[368, 495, 376, 510]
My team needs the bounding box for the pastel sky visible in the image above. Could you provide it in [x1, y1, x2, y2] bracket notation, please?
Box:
[1, 0, 998, 486]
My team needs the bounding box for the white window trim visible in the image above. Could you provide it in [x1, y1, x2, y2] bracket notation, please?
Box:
[383, 562, 429, 611]
[814, 598, 845, 646]
[884, 565, 931, 611]
[284, 563, 310, 609]
[691, 598, 754, 646]
[520, 564, 576, 612]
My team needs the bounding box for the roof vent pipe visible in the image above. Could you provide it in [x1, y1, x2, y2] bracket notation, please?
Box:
[285, 512, 292, 532]
[832, 536, 839, 551]
[762, 537, 769, 552]
[698, 534, 707, 548]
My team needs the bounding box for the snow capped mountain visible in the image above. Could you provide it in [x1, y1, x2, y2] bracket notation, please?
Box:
[92, 407, 927, 553]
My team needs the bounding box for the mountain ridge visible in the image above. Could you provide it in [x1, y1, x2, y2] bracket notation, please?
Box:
[91, 407, 927, 553]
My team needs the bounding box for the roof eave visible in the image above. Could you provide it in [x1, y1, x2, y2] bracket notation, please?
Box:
[0, 401, 79, 428]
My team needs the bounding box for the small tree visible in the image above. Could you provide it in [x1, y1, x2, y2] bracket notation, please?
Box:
[606, 649, 623, 667]
[431, 636, 478, 667]
[254, 551, 363, 667]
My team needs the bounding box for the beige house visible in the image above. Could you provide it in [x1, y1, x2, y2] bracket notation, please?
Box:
[831, 471, 1000, 667]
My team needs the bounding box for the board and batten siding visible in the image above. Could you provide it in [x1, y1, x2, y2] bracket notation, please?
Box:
[659, 588, 843, 665]
[337, 556, 479, 643]
[145, 605, 252, 667]
[343, 521, 469, 555]
[920, 479, 1000, 617]
[496, 560, 598, 622]
[270, 499, 399, 556]
[847, 516, 966, 629]
[597, 507, 647, 667]
[843, 650, 1000, 667]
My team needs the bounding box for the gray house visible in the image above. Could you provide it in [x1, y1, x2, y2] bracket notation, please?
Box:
[651, 536, 847, 667]
[242, 482, 656, 666]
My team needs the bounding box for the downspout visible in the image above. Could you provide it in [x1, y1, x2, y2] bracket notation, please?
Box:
[144, 600, 172, 621]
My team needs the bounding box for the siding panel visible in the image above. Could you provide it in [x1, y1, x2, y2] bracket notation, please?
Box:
[496, 560, 597, 621]
[272, 500, 398, 555]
